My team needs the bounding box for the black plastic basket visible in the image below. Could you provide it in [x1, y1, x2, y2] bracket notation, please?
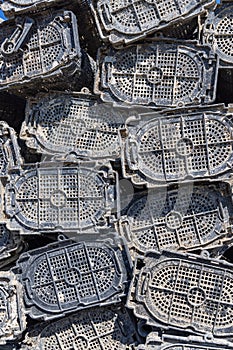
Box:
[95, 41, 218, 107]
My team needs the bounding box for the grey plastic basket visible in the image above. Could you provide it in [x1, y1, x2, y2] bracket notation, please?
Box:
[15, 235, 132, 320]
[20, 92, 128, 160]
[5, 163, 119, 234]
[120, 184, 232, 255]
[203, 4, 233, 67]
[122, 105, 233, 186]
[0, 271, 26, 344]
[21, 306, 137, 349]
[95, 41, 218, 107]
[0, 10, 81, 93]
[1, 0, 69, 16]
[127, 250, 233, 336]
[88, 0, 215, 46]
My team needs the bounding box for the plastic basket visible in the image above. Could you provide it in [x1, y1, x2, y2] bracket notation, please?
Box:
[203, 4, 233, 67]
[15, 235, 132, 320]
[0, 271, 26, 344]
[20, 92, 128, 160]
[122, 105, 233, 186]
[1, 0, 69, 16]
[0, 224, 24, 266]
[0, 10, 81, 93]
[127, 250, 233, 336]
[5, 163, 118, 234]
[21, 306, 137, 349]
[88, 0, 215, 46]
[119, 184, 232, 255]
[95, 41, 218, 107]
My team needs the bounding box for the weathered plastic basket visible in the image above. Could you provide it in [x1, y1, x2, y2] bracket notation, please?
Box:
[137, 333, 233, 350]
[15, 235, 132, 320]
[119, 184, 232, 255]
[0, 271, 26, 344]
[122, 105, 233, 186]
[21, 306, 137, 349]
[1, 0, 69, 16]
[127, 250, 233, 336]
[20, 92, 128, 160]
[0, 10, 81, 93]
[203, 4, 233, 67]
[88, 0, 215, 46]
[5, 163, 119, 234]
[95, 42, 218, 107]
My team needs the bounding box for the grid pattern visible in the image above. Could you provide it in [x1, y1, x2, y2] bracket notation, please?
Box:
[126, 187, 228, 253]
[12, 167, 107, 230]
[2, 0, 60, 14]
[100, 43, 216, 106]
[133, 114, 233, 182]
[24, 242, 122, 316]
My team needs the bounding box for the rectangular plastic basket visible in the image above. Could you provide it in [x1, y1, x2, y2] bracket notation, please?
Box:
[20, 92, 128, 161]
[119, 183, 233, 255]
[1, 0, 70, 16]
[88, 0, 215, 46]
[95, 41, 218, 107]
[127, 250, 233, 336]
[0, 10, 81, 93]
[5, 162, 119, 234]
[15, 234, 132, 320]
[122, 104, 233, 186]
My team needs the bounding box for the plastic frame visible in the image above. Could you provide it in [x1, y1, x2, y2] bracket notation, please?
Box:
[1, 0, 70, 16]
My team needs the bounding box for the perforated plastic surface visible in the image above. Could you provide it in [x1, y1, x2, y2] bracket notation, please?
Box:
[95, 42, 217, 107]
[89, 0, 215, 45]
[1, 0, 68, 16]
[5, 164, 118, 233]
[123, 108, 233, 185]
[120, 185, 231, 254]
[127, 250, 233, 336]
[16, 236, 131, 320]
[203, 4, 233, 66]
[0, 10, 81, 92]
[20, 93, 126, 160]
[21, 306, 136, 350]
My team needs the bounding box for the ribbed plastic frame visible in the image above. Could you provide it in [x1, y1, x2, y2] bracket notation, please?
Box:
[16, 235, 132, 320]
[5, 163, 119, 234]
[127, 250, 233, 336]
[20, 92, 128, 160]
[89, 0, 215, 46]
[95, 41, 218, 107]
[1, 0, 69, 16]
[122, 105, 233, 186]
[0, 10, 81, 92]
[119, 184, 232, 254]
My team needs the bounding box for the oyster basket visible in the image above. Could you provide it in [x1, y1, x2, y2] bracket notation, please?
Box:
[0, 10, 82, 94]
[88, 0, 215, 46]
[119, 183, 232, 255]
[95, 41, 218, 107]
[5, 162, 119, 234]
[15, 234, 132, 320]
[21, 306, 137, 349]
[1, 0, 70, 16]
[127, 250, 233, 336]
[20, 92, 128, 161]
[122, 105, 233, 186]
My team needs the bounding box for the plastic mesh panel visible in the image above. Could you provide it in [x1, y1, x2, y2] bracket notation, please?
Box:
[1, 0, 68, 15]
[17, 238, 129, 320]
[125, 113, 233, 183]
[128, 251, 233, 336]
[20, 94, 125, 159]
[96, 43, 217, 107]
[124, 186, 230, 253]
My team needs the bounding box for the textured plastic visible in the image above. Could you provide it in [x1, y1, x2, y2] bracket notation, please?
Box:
[122, 106, 233, 186]
[5, 163, 118, 234]
[16, 235, 132, 320]
[0, 271, 26, 344]
[89, 0, 215, 46]
[127, 250, 233, 336]
[21, 306, 137, 349]
[95, 42, 218, 107]
[20, 92, 128, 160]
[203, 4, 233, 67]
[1, 0, 69, 16]
[0, 10, 81, 92]
[120, 184, 232, 254]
